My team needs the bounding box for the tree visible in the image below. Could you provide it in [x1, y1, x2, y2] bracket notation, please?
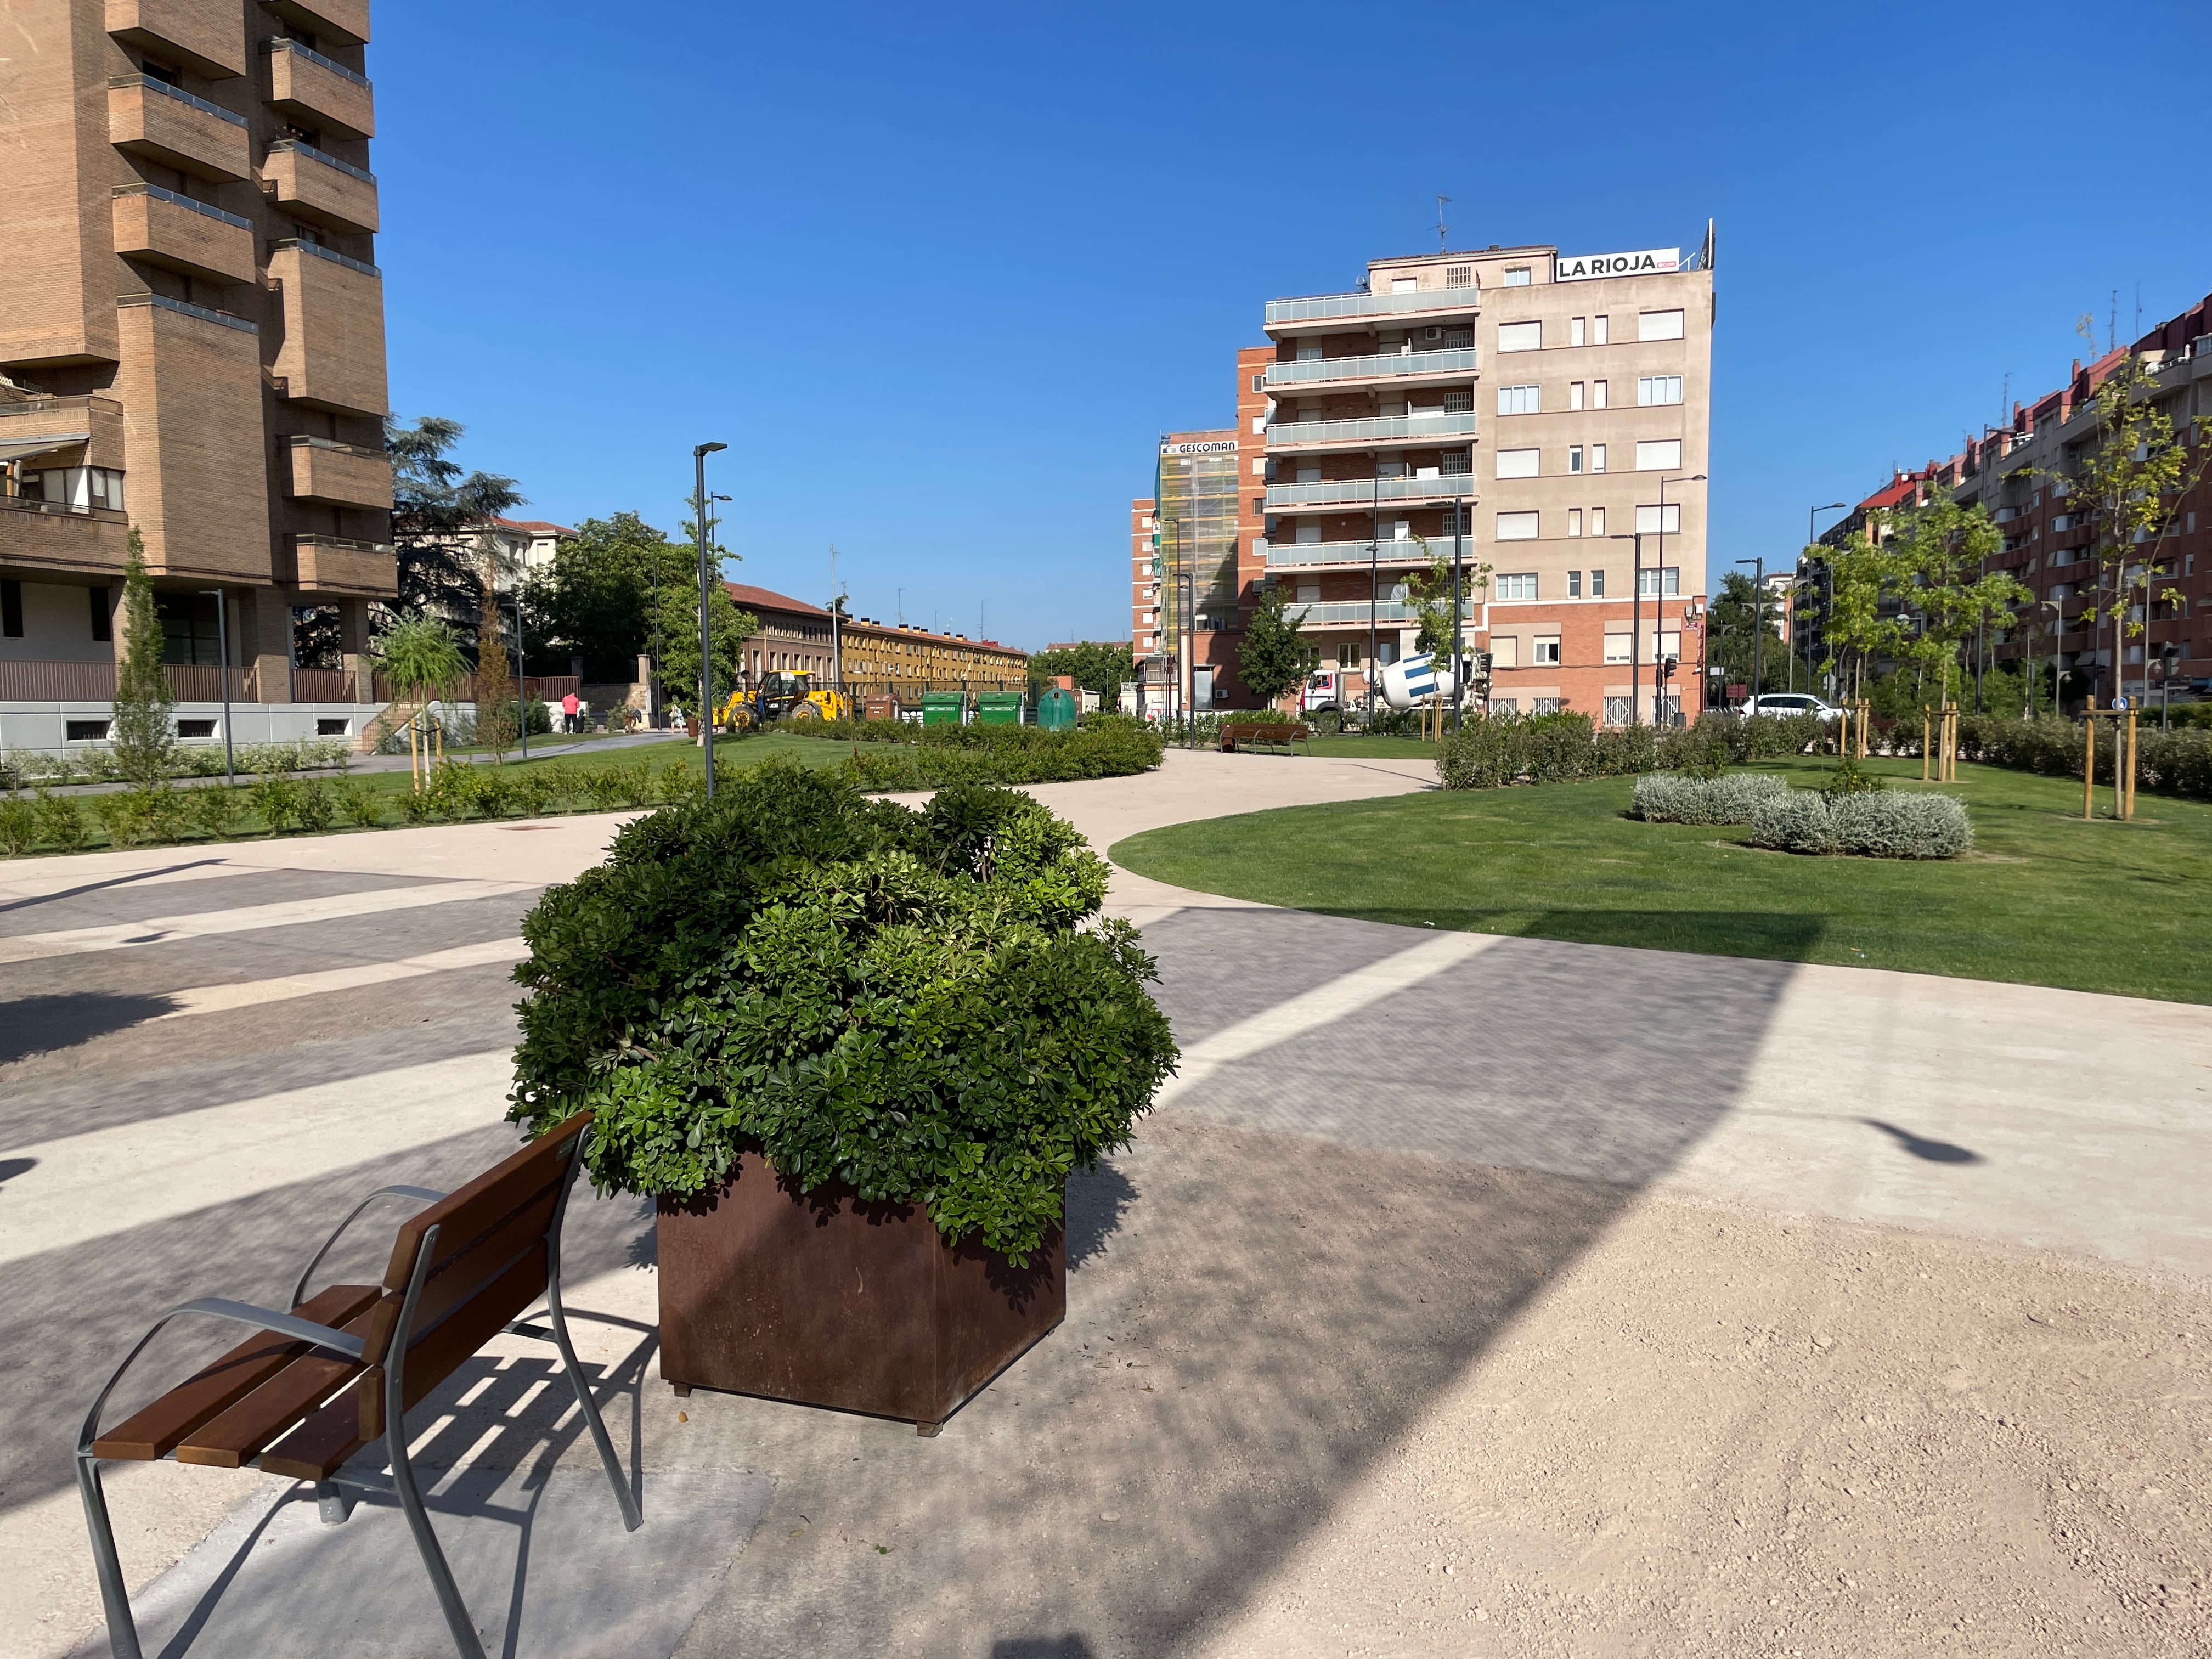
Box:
[110, 529, 174, 786]
[1403, 536, 1492, 663]
[371, 614, 466, 789]
[1707, 570, 1785, 695]
[473, 568, 517, 764]
[1029, 640, 1133, 704]
[652, 581, 758, 726]
[521, 511, 690, 682]
[1878, 493, 2025, 711]
[385, 415, 525, 625]
[1238, 583, 1318, 709]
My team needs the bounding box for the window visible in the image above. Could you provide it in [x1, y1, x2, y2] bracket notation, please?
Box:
[142, 58, 183, 86]
[1443, 388, 1473, 413]
[1603, 695, 1632, 726]
[1489, 697, 1519, 715]
[1496, 573, 1539, 600]
[1391, 276, 1419, 293]
[1442, 325, 1472, 348]
[1591, 444, 1606, 473]
[1533, 636, 1562, 665]
[1637, 567, 1681, 597]
[1251, 458, 1265, 474]
[1635, 439, 1683, 471]
[1251, 415, 1264, 434]
[1638, 375, 1683, 406]
[1497, 383, 1541, 415]
[1496, 448, 1540, 479]
[1497, 321, 1542, 353]
[1252, 373, 1264, 392]
[1, 579, 19, 637]
[1568, 568, 1583, 595]
[90, 586, 112, 642]
[1441, 450, 1471, 476]
[1638, 309, 1686, 341]
[1570, 317, 1586, 347]
[1496, 511, 1540, 541]
[1591, 379, 1607, 409]
[67, 719, 111, 741]
[1445, 264, 1473, 287]
[1296, 341, 1322, 362]
[1503, 267, 1532, 286]
[1651, 630, 1683, 658]
[1491, 637, 1519, 668]
[1592, 315, 1609, 345]
[177, 718, 217, 738]
[1634, 504, 1682, 534]
[1568, 445, 1584, 474]
[1568, 511, 1583, 539]
[1604, 634, 1632, 664]
[1569, 380, 1585, 411]
[1590, 563, 1605, 594]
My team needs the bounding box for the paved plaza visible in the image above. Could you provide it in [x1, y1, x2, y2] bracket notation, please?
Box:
[2, 750, 2207, 1658]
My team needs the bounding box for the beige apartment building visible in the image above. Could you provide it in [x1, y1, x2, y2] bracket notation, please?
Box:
[0, 0, 393, 754]
[1139, 232, 1716, 722]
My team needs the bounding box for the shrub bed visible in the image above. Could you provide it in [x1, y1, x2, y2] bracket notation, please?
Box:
[1747, 789, 1973, 859]
[1630, 771, 1789, 825]
[1954, 714, 2212, 800]
[505, 759, 1177, 1262]
[1437, 711, 1829, 792]
[0, 737, 352, 790]
[820, 716, 1164, 790]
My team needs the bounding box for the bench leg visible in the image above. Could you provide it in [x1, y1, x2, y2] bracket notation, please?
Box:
[545, 1256, 644, 1532]
[77, 1455, 143, 1659]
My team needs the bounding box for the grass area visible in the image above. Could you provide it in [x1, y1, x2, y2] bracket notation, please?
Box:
[347, 731, 841, 799]
[1110, 756, 2212, 1004]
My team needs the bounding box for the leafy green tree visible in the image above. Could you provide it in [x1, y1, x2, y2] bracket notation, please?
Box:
[1880, 494, 2026, 709]
[385, 415, 526, 624]
[110, 530, 174, 786]
[371, 615, 466, 788]
[1238, 583, 1318, 708]
[653, 582, 759, 724]
[1707, 570, 1784, 695]
[1029, 640, 1133, 704]
[1404, 535, 1492, 662]
[521, 511, 691, 682]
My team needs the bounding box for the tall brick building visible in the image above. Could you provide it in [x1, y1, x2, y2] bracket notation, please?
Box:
[1138, 233, 1715, 723]
[0, 0, 392, 752]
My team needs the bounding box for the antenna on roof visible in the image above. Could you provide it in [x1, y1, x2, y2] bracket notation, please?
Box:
[1435, 194, 1452, 252]
[2109, 290, 2118, 353]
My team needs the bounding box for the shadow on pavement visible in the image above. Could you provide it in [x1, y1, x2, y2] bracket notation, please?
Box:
[1864, 1118, 1985, 1164]
[1308, 905, 1831, 967]
[0, 991, 176, 1065]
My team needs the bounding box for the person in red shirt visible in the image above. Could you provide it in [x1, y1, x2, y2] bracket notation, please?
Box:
[560, 691, 580, 733]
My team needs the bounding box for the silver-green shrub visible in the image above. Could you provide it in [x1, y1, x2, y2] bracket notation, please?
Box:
[1748, 789, 1972, 859]
[1631, 771, 1788, 825]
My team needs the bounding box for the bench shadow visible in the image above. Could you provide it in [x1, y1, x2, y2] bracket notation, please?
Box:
[0, 992, 178, 1065]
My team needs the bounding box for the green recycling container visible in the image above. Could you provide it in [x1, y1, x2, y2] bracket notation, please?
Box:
[1036, 686, 1079, 732]
[976, 691, 1023, 727]
[922, 691, 967, 728]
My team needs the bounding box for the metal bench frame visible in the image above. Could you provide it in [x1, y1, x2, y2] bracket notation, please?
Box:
[75, 1127, 641, 1659]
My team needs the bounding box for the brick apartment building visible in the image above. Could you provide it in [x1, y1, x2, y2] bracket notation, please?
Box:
[721, 581, 1027, 702]
[0, 0, 392, 754]
[1136, 232, 1716, 723]
[1805, 290, 2212, 710]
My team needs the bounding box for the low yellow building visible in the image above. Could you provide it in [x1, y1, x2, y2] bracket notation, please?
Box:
[838, 617, 1028, 695]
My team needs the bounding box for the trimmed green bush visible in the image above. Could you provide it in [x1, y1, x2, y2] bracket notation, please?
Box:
[192, 785, 247, 839]
[821, 717, 1164, 792]
[35, 790, 86, 850]
[336, 779, 384, 828]
[1630, 771, 1788, 825]
[294, 778, 338, 834]
[0, 795, 33, 856]
[1747, 789, 1972, 859]
[1954, 714, 2212, 800]
[506, 758, 1177, 1264]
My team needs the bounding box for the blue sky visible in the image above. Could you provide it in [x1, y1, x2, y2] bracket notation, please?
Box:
[376, 0, 2212, 650]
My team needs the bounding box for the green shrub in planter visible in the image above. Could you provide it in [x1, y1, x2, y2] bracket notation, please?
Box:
[1748, 789, 1972, 859]
[1630, 771, 1788, 825]
[506, 758, 1178, 1265]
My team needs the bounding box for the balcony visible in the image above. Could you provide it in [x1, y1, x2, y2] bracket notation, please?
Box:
[285, 435, 392, 508]
[0, 497, 132, 578]
[1264, 285, 1481, 331]
[1285, 600, 1420, 627]
[267, 240, 388, 416]
[110, 183, 256, 286]
[1263, 539, 1442, 570]
[106, 0, 248, 78]
[0, 396, 126, 470]
[261, 139, 378, 233]
[288, 533, 397, 597]
[263, 37, 375, 139]
[108, 75, 250, 181]
[1266, 411, 1479, 452]
[265, 0, 368, 44]
[1263, 346, 1478, 391]
[1266, 472, 1476, 511]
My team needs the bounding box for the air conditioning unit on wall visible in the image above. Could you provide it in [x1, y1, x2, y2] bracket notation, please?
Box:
[1421, 326, 1447, 342]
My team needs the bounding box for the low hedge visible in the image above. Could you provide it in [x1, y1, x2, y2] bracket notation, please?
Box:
[821, 716, 1164, 791]
[506, 758, 1177, 1262]
[1630, 771, 1788, 825]
[1747, 789, 1973, 859]
[0, 737, 353, 791]
[1437, 712, 1831, 792]
[1951, 714, 2212, 799]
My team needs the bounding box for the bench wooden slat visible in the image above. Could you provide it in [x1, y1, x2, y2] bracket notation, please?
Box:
[360, 1184, 561, 1364]
[360, 1248, 550, 1438]
[173, 1296, 387, 1468]
[255, 1389, 371, 1482]
[89, 1284, 381, 1461]
[380, 1114, 588, 1293]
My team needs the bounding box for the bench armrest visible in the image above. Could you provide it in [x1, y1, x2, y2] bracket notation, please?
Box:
[291, 1184, 447, 1308]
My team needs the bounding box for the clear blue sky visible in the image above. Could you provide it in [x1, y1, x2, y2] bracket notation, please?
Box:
[376, 0, 2211, 650]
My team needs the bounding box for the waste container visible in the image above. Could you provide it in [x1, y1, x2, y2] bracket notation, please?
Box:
[863, 695, 900, 723]
[922, 691, 968, 728]
[1036, 686, 1079, 732]
[976, 691, 1023, 727]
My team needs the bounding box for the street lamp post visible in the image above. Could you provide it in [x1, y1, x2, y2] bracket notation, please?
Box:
[1609, 533, 1646, 725]
[1450, 493, 1466, 735]
[512, 583, 528, 763]
[693, 441, 726, 799]
[1734, 556, 1766, 711]
[201, 588, 235, 786]
[1806, 502, 1846, 695]
[1656, 473, 1705, 726]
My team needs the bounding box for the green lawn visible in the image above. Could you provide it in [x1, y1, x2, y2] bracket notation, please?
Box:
[1110, 757, 2212, 1004]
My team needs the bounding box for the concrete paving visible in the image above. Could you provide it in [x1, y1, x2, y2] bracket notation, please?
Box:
[3, 747, 2208, 1658]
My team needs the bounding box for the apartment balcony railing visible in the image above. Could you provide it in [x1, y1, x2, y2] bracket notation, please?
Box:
[1262, 539, 1443, 568]
[1286, 600, 1420, 626]
[1265, 285, 1481, 327]
[262, 138, 379, 233]
[108, 73, 250, 181]
[111, 182, 257, 285]
[263, 37, 375, 139]
[290, 533, 398, 597]
[0, 661, 255, 702]
[0, 496, 134, 577]
[1266, 411, 1479, 448]
[1263, 346, 1478, 389]
[285, 435, 393, 509]
[1266, 472, 1475, 509]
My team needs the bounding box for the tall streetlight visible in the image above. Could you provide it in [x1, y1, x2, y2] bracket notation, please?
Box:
[1734, 556, 1766, 709]
[1805, 502, 1847, 693]
[1656, 473, 1705, 725]
[693, 441, 726, 800]
[511, 581, 528, 763]
[1449, 493, 1467, 734]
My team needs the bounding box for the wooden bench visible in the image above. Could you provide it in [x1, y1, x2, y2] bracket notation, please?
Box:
[76, 1111, 637, 1659]
[1218, 721, 1312, 755]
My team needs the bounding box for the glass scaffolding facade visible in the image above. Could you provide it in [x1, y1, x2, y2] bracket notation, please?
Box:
[1154, 441, 1242, 663]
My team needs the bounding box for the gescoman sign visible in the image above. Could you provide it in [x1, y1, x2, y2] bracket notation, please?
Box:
[1160, 439, 1239, 456]
[1554, 248, 1680, 282]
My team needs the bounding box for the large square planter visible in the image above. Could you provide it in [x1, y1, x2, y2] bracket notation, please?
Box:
[656, 1152, 1064, 1432]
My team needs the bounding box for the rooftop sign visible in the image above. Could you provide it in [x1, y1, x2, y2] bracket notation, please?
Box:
[1554, 247, 1680, 282]
[1160, 439, 1239, 456]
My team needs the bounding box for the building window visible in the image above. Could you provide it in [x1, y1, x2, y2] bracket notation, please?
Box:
[1639, 309, 1686, 341]
[1635, 439, 1683, 472]
[1634, 504, 1683, 534]
[1534, 697, 1562, 715]
[1637, 567, 1681, 597]
[1497, 383, 1541, 415]
[1603, 695, 1632, 726]
[1590, 510, 1606, 539]
[1441, 451, 1472, 476]
[1533, 636, 1561, 665]
[1570, 317, 1586, 347]
[1252, 373, 1264, 392]
[1497, 573, 1539, 600]
[1, 579, 20, 637]
[1568, 568, 1583, 595]
[1569, 381, 1584, 411]
[67, 719, 111, 741]
[1591, 565, 1606, 594]
[1496, 511, 1540, 541]
[1497, 321, 1542, 353]
[1443, 325, 1472, 348]
[1568, 445, 1584, 475]
[1604, 634, 1632, 664]
[1592, 379, 1608, 409]
[1568, 511, 1583, 539]
[1638, 375, 1684, 406]
[1591, 444, 1606, 473]
[1443, 388, 1473, 413]
[1496, 448, 1540, 479]
[1489, 697, 1519, 715]
[1503, 267, 1532, 286]
[90, 586, 112, 642]
[1592, 315, 1609, 345]
[177, 718, 217, 738]
[1446, 264, 1474, 287]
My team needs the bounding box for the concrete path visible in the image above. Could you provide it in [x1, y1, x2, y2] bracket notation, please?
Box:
[4, 748, 2208, 1659]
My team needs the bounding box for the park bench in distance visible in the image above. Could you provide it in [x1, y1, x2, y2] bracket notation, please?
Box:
[76, 1111, 638, 1659]
[1218, 721, 1312, 755]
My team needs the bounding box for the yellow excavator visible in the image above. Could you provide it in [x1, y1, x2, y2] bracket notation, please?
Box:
[718, 672, 850, 731]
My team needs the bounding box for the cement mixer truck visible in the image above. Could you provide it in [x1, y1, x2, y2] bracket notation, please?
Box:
[1378, 652, 1456, 711]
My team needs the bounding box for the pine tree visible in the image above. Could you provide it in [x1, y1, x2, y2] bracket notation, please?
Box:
[110, 531, 174, 786]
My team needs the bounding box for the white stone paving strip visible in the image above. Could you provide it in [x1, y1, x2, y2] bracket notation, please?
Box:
[0, 1051, 515, 1268]
[153, 936, 529, 1020]
[0, 879, 537, 965]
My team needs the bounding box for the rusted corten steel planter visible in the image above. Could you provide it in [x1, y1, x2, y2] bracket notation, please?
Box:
[657, 1152, 1064, 1435]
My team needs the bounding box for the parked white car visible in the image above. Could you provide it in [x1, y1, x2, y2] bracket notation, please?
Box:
[1730, 692, 1843, 722]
